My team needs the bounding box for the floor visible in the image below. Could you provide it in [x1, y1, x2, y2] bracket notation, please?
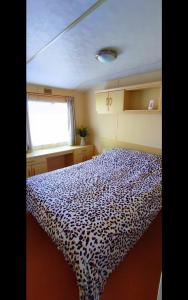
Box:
[27, 211, 161, 300]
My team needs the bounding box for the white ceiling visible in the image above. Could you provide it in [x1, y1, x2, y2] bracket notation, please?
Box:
[27, 0, 162, 90]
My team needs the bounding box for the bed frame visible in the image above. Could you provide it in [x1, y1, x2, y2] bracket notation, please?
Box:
[27, 211, 161, 300]
[100, 138, 162, 155]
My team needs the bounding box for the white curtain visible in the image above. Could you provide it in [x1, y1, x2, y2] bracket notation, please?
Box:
[66, 96, 76, 146]
[26, 97, 32, 151]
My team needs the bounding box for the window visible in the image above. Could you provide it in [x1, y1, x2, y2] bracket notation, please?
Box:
[28, 100, 68, 148]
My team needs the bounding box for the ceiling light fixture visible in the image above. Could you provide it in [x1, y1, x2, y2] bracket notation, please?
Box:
[96, 48, 117, 63]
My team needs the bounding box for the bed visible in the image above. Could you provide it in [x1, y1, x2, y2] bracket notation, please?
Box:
[26, 147, 162, 300]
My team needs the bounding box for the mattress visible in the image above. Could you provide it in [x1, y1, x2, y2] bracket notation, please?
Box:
[26, 148, 162, 300]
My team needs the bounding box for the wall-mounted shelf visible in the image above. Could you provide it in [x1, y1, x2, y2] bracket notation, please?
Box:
[123, 109, 161, 113]
[124, 86, 161, 111]
[95, 81, 162, 114]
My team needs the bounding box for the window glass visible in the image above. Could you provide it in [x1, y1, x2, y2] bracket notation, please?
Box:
[28, 100, 68, 147]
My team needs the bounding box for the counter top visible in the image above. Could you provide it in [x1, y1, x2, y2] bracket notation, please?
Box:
[27, 145, 92, 159]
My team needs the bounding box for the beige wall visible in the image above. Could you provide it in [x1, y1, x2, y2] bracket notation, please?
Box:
[27, 84, 87, 145]
[27, 70, 162, 152]
[84, 70, 162, 154]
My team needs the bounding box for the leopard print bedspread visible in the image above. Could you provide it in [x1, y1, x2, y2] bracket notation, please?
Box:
[26, 148, 162, 300]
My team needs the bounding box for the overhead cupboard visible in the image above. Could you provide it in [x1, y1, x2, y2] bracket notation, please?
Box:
[95, 90, 125, 113]
[95, 81, 162, 113]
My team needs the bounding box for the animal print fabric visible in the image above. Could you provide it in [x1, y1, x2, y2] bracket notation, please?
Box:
[26, 148, 162, 300]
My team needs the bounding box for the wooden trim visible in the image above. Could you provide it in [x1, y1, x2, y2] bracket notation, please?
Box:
[100, 138, 161, 155]
[27, 92, 68, 101]
[122, 110, 161, 113]
[95, 81, 162, 94]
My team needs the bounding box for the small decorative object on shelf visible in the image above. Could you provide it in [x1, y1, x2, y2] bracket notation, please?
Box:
[148, 99, 155, 110]
[76, 127, 88, 146]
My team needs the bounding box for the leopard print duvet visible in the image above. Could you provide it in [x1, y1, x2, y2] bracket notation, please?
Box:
[26, 148, 162, 300]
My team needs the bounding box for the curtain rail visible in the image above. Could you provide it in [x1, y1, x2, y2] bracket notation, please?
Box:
[27, 92, 69, 99]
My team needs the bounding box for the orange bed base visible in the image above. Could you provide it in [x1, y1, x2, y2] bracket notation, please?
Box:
[27, 211, 161, 300]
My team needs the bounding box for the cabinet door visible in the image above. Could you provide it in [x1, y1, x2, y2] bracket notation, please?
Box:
[74, 149, 87, 163]
[27, 158, 47, 177]
[108, 90, 124, 113]
[73, 146, 93, 164]
[27, 165, 37, 177]
[85, 145, 94, 159]
[96, 92, 109, 113]
[26, 165, 32, 177]
[33, 162, 48, 175]
[74, 150, 81, 164]
[96, 90, 124, 113]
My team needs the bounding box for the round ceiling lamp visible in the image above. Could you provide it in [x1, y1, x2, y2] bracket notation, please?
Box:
[96, 48, 117, 63]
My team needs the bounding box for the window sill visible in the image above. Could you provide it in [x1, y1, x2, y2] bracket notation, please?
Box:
[32, 142, 68, 151]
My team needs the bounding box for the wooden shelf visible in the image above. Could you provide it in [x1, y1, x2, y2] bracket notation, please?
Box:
[123, 109, 161, 113]
[124, 86, 161, 111]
